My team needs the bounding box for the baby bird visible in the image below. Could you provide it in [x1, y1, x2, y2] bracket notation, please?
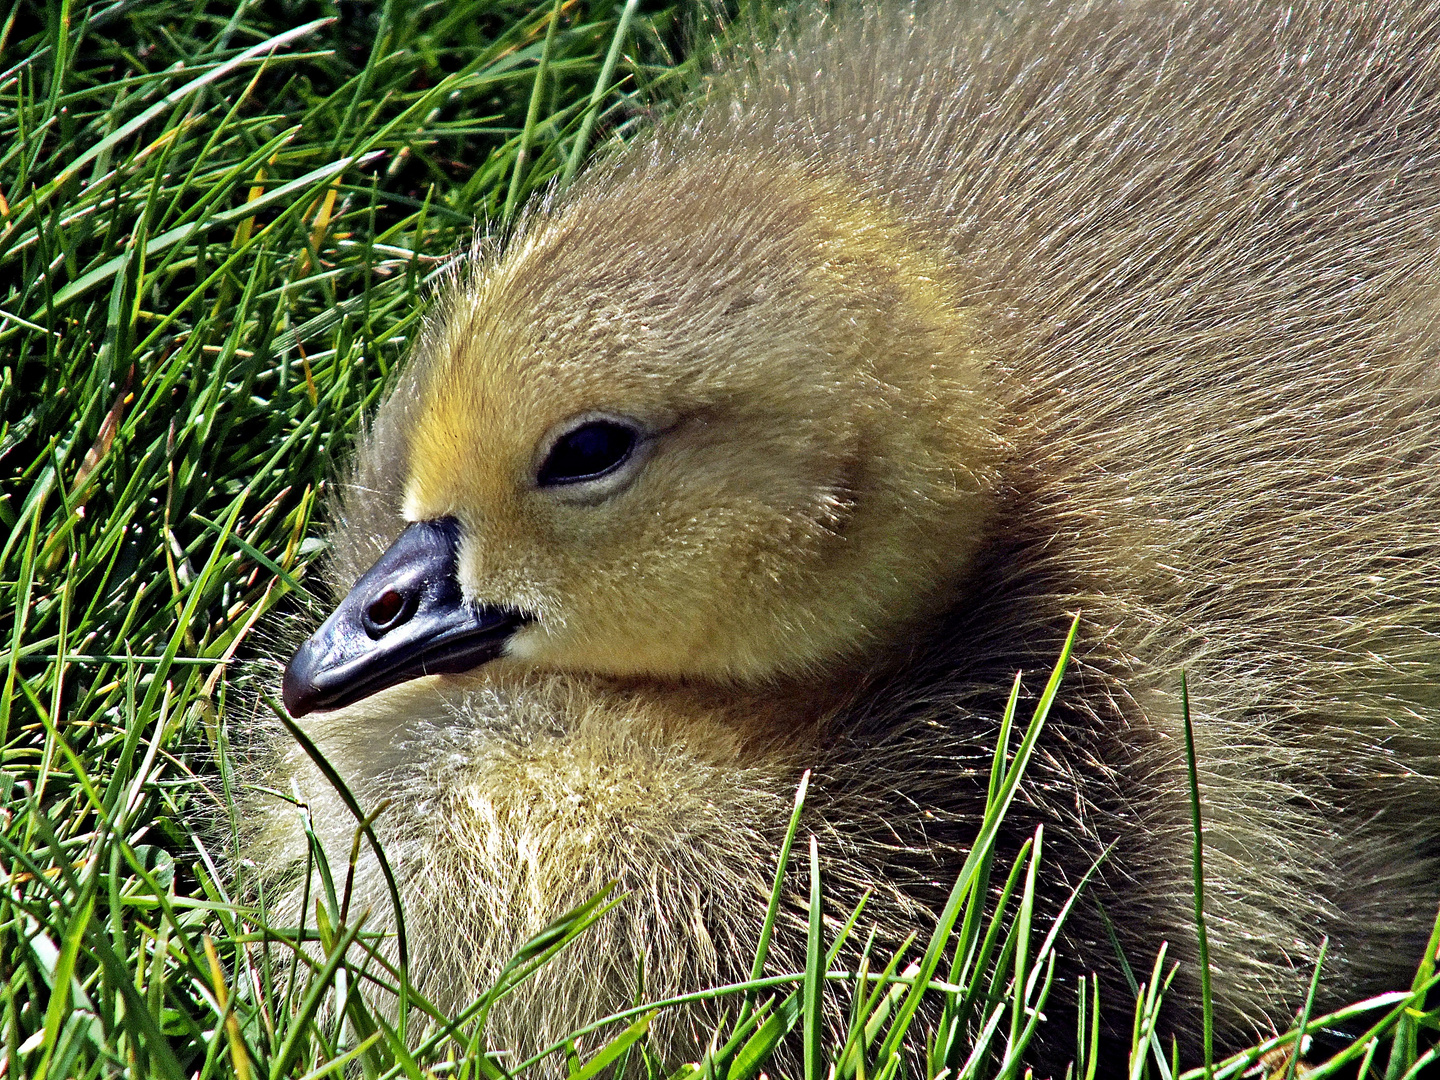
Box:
[249, 0, 1440, 1072]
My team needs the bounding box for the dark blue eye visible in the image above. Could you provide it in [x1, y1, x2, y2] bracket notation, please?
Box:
[537, 420, 639, 486]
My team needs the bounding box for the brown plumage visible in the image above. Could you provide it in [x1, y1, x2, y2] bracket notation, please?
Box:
[245, 0, 1440, 1073]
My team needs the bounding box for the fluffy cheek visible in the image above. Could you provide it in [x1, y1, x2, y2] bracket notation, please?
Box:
[500, 498, 837, 679]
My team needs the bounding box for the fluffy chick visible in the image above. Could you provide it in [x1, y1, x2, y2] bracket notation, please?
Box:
[245, 0, 1440, 1073]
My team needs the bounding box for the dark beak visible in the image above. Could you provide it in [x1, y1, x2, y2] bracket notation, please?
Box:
[282, 517, 526, 716]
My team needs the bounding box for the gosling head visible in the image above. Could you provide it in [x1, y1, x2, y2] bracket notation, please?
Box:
[284, 159, 1000, 717]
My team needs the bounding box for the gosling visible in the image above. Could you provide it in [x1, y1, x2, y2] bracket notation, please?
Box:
[246, 0, 1440, 1072]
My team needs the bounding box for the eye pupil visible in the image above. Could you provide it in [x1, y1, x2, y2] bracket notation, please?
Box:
[537, 420, 638, 486]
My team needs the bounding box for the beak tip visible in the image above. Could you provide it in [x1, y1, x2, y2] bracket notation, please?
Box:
[281, 647, 318, 717]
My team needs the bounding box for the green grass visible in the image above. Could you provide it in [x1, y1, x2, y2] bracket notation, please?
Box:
[1, 2, 1437, 1078]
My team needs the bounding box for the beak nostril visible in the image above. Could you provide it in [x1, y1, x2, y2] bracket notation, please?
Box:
[365, 588, 409, 635]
